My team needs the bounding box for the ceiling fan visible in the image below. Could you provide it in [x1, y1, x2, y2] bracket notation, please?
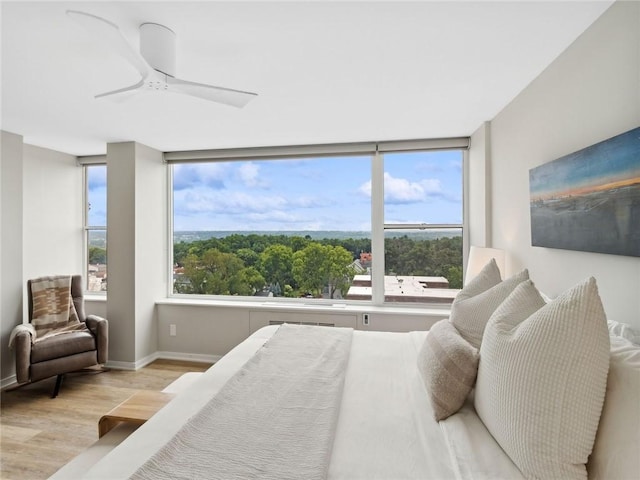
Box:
[66, 10, 257, 108]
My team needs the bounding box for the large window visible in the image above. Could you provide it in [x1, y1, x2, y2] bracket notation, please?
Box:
[85, 165, 107, 292]
[172, 156, 371, 298]
[382, 150, 463, 303]
[170, 139, 466, 304]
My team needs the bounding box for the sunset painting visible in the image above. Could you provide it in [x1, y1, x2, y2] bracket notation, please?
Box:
[529, 127, 640, 257]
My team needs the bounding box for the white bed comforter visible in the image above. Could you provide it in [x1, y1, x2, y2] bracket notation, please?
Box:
[83, 326, 525, 480]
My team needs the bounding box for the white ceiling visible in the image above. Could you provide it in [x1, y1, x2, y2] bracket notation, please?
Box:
[1, 1, 614, 156]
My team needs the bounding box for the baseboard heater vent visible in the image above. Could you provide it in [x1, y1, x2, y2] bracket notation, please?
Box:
[269, 321, 335, 327]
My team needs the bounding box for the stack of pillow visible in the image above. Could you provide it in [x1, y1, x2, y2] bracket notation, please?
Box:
[417, 258, 623, 479]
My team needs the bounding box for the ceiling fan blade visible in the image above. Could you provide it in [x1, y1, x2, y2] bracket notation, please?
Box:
[167, 76, 257, 108]
[67, 10, 151, 79]
[95, 79, 145, 101]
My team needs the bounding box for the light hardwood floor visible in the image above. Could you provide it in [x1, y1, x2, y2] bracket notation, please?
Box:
[0, 360, 212, 480]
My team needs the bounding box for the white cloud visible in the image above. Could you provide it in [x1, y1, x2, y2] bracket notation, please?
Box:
[175, 188, 286, 215]
[246, 210, 299, 223]
[173, 163, 228, 190]
[419, 178, 443, 195]
[384, 173, 432, 203]
[358, 180, 372, 198]
[236, 162, 269, 188]
[358, 173, 444, 204]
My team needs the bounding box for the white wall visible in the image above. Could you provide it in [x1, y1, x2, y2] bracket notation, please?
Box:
[22, 144, 82, 281]
[1, 131, 23, 384]
[106, 142, 136, 363]
[468, 122, 491, 248]
[85, 298, 106, 319]
[487, 1, 640, 328]
[1, 137, 84, 385]
[106, 141, 165, 368]
[156, 302, 446, 360]
[133, 143, 165, 363]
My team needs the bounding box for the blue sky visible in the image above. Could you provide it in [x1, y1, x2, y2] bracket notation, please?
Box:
[88, 150, 463, 231]
[87, 165, 107, 226]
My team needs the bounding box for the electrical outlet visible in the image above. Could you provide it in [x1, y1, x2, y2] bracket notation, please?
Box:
[363, 313, 370, 326]
[169, 324, 177, 336]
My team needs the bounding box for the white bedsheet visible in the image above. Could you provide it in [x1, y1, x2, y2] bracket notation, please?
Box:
[440, 396, 526, 480]
[328, 330, 454, 479]
[83, 326, 524, 480]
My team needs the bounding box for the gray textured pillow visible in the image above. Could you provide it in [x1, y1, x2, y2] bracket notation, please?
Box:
[417, 320, 479, 421]
[475, 278, 610, 479]
[450, 269, 529, 349]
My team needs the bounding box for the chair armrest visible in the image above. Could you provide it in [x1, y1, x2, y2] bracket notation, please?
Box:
[85, 315, 106, 333]
[86, 315, 108, 364]
[12, 329, 32, 384]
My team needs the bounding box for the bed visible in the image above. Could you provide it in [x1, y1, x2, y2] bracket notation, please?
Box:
[65, 262, 640, 480]
[79, 325, 524, 480]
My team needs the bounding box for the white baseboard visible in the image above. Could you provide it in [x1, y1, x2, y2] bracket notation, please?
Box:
[157, 351, 220, 364]
[105, 351, 217, 371]
[105, 351, 160, 371]
[1, 351, 217, 385]
[1, 374, 17, 390]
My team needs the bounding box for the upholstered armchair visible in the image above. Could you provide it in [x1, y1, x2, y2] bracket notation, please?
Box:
[11, 275, 108, 397]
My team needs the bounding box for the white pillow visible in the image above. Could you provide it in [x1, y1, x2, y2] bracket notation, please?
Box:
[457, 258, 502, 300]
[607, 319, 640, 345]
[587, 334, 640, 480]
[450, 268, 529, 349]
[475, 278, 610, 479]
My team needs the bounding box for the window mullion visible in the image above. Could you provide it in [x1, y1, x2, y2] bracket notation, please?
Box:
[383, 223, 462, 230]
[371, 151, 385, 306]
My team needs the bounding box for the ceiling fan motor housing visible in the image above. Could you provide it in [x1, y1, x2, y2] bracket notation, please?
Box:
[140, 22, 176, 77]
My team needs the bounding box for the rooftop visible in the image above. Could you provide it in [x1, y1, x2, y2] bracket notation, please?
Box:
[347, 275, 457, 304]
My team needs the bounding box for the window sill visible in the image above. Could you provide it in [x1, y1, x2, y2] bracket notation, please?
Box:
[156, 297, 451, 317]
[84, 294, 106, 302]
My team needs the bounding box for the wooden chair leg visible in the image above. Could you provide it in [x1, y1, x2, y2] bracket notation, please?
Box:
[51, 374, 63, 399]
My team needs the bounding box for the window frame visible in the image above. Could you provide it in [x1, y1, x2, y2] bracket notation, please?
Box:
[376, 149, 466, 305]
[166, 138, 469, 306]
[81, 159, 107, 295]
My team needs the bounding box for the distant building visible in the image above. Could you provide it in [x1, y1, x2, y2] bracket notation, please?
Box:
[348, 259, 367, 274]
[88, 264, 107, 292]
[346, 274, 457, 303]
[359, 252, 372, 264]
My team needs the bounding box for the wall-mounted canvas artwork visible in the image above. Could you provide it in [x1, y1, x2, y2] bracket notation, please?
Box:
[529, 127, 640, 257]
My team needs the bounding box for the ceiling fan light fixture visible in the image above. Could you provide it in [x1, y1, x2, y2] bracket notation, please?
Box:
[66, 10, 257, 108]
[140, 22, 176, 78]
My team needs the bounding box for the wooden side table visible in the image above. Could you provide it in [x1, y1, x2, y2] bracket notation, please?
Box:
[98, 390, 175, 438]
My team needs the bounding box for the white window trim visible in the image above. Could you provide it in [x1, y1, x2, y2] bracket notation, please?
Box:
[166, 138, 469, 306]
[163, 137, 469, 164]
[81, 161, 107, 295]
